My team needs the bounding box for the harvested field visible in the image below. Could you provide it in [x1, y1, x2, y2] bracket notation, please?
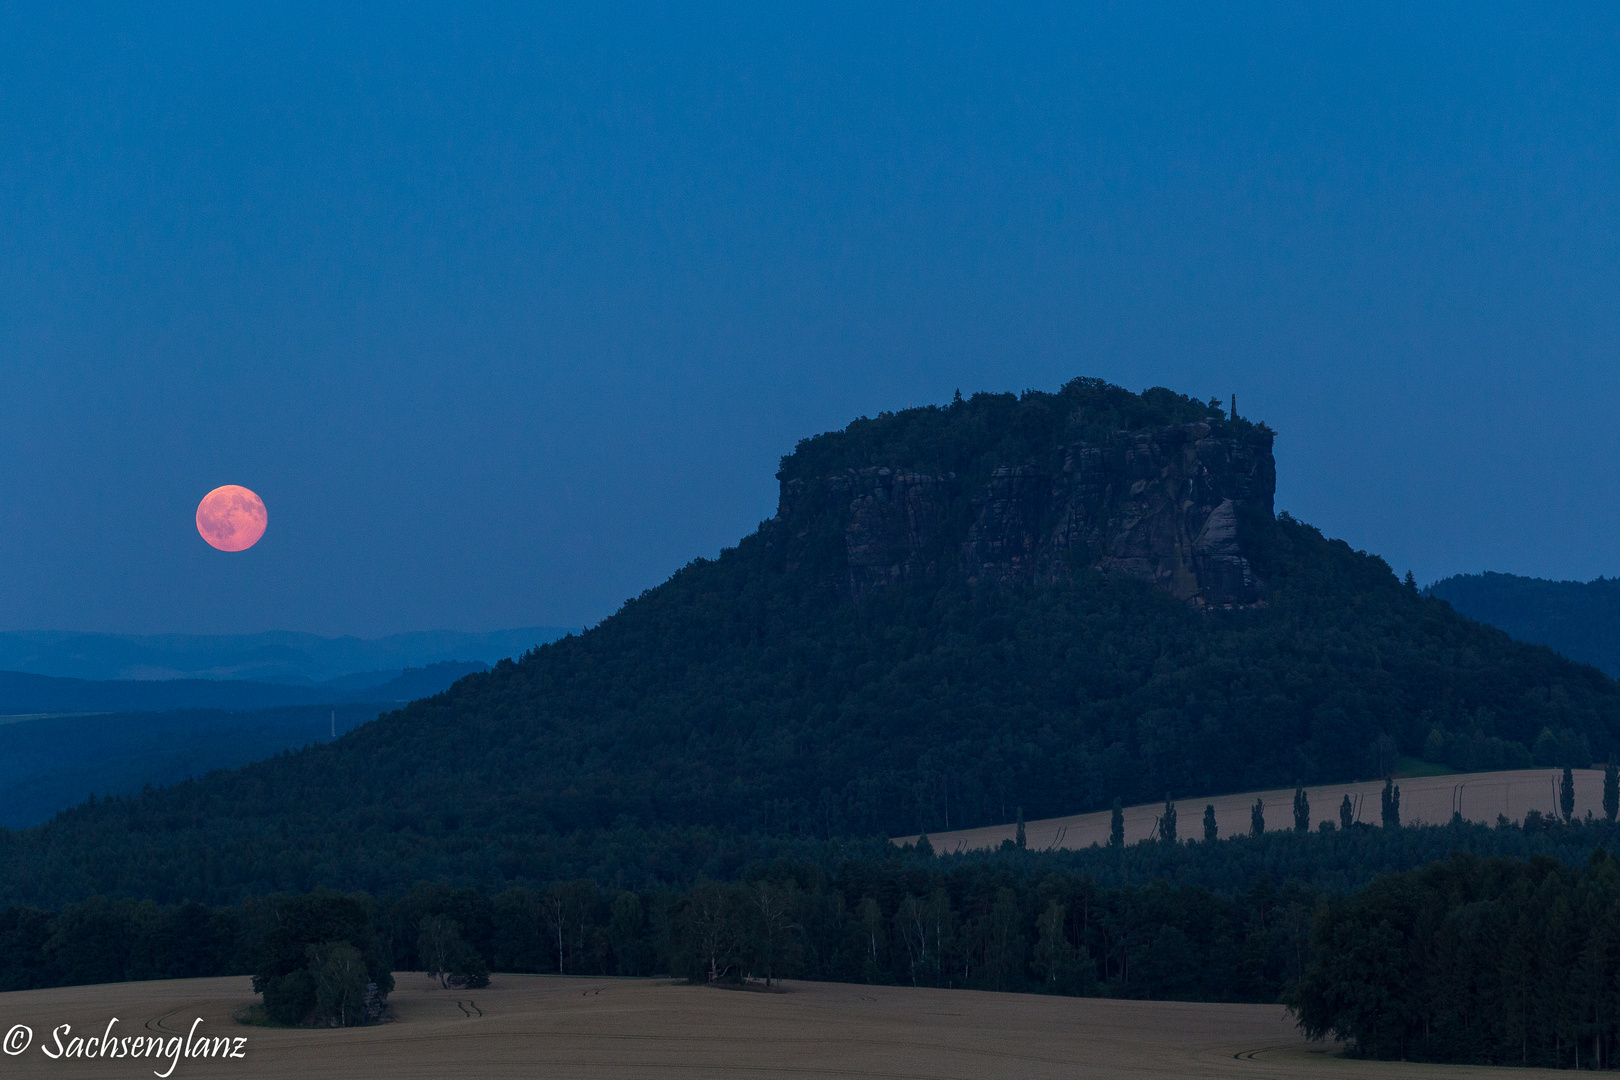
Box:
[0, 972, 1560, 1079]
[897, 767, 1607, 853]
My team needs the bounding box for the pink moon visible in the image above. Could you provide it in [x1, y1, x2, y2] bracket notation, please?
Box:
[196, 485, 268, 552]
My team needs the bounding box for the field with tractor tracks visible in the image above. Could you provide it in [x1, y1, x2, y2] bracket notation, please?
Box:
[0, 971, 1570, 1079]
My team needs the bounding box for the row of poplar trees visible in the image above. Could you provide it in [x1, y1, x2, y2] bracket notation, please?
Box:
[1109, 777, 1408, 846]
[1129, 761, 1620, 847]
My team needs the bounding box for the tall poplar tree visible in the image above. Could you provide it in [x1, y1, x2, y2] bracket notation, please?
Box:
[1560, 766, 1575, 824]
[1109, 798, 1124, 849]
[1203, 804, 1217, 842]
[1339, 793, 1354, 830]
[1015, 807, 1026, 850]
[1250, 798, 1264, 837]
[1605, 759, 1618, 823]
[1161, 794, 1177, 844]
[1293, 786, 1310, 832]
[1380, 778, 1401, 828]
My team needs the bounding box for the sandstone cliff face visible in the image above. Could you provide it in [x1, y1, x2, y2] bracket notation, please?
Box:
[775, 421, 1274, 608]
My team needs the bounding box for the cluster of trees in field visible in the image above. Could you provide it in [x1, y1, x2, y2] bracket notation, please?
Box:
[0, 891, 395, 1028]
[1292, 849, 1620, 1068]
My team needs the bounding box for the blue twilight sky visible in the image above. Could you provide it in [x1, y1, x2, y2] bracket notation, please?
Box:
[2, 3, 1619, 636]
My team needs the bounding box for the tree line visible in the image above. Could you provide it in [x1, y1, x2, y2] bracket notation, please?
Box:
[7, 810, 1620, 1041]
[0, 854, 1316, 1026]
[1292, 848, 1620, 1068]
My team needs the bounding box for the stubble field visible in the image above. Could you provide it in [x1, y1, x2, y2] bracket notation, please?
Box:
[0, 972, 1566, 1079]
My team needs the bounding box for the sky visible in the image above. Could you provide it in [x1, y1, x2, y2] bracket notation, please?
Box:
[3, 3, 1619, 636]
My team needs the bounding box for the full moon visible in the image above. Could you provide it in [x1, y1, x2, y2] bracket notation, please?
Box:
[196, 485, 268, 552]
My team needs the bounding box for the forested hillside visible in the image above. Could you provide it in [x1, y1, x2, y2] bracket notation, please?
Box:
[1428, 572, 1620, 677]
[3, 378, 1618, 906]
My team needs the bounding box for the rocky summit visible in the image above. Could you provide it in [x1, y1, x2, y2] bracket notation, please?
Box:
[774, 406, 1274, 607]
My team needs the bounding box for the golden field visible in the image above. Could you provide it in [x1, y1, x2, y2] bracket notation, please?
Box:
[896, 767, 1606, 853]
[0, 971, 1567, 1079]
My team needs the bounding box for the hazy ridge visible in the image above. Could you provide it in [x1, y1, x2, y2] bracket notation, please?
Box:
[1428, 571, 1620, 677]
[0, 627, 568, 684]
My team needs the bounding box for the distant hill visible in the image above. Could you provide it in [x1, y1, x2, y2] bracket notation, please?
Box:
[0, 661, 490, 717]
[360, 662, 493, 702]
[0, 627, 567, 683]
[0, 701, 394, 828]
[1427, 572, 1620, 677]
[4, 377, 1619, 906]
[0, 661, 496, 828]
